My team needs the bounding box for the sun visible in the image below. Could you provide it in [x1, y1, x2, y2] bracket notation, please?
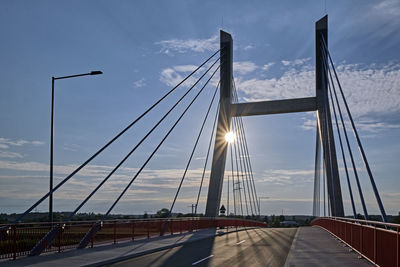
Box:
[225, 131, 235, 143]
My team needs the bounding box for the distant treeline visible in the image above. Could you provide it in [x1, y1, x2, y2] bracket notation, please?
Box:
[1, 211, 398, 225]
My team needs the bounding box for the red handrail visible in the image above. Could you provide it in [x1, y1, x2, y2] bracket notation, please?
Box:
[0, 217, 267, 260]
[311, 217, 400, 267]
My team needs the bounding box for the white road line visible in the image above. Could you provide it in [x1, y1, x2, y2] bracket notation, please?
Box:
[192, 255, 214, 265]
[236, 240, 246, 245]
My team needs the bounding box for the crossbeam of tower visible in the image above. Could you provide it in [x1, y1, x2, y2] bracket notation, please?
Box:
[205, 15, 345, 217]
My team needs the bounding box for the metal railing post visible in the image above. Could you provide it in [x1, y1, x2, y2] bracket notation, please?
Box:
[91, 223, 94, 248]
[58, 224, 61, 253]
[374, 226, 377, 263]
[397, 226, 399, 267]
[147, 221, 150, 239]
[132, 222, 135, 241]
[351, 221, 353, 248]
[360, 224, 363, 255]
[12, 225, 16, 260]
[113, 221, 116, 244]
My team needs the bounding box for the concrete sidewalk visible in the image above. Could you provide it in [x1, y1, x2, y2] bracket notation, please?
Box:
[0, 227, 245, 267]
[284, 226, 372, 267]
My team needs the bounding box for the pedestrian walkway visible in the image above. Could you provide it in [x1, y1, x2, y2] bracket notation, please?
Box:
[0, 227, 241, 267]
[284, 226, 372, 266]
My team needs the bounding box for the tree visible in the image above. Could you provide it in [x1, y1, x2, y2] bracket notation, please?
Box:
[393, 211, 400, 224]
[156, 208, 169, 218]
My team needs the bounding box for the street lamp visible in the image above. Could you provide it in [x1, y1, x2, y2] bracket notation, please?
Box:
[258, 196, 270, 217]
[49, 71, 102, 223]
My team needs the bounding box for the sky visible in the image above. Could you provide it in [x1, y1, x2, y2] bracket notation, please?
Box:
[0, 0, 399, 217]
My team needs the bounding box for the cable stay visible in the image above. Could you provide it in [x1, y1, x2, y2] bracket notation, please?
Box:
[321, 57, 338, 216]
[75, 64, 221, 250]
[232, 121, 249, 216]
[65, 57, 221, 224]
[226, 174, 230, 216]
[231, 86, 255, 216]
[231, 103, 252, 216]
[28, 57, 220, 256]
[194, 102, 220, 215]
[232, 79, 260, 215]
[12, 49, 220, 226]
[320, 41, 369, 220]
[230, 143, 237, 216]
[321, 36, 387, 222]
[328, 81, 357, 219]
[322, 51, 357, 219]
[313, 120, 321, 217]
[232, 121, 244, 216]
[232, 89, 257, 216]
[166, 81, 220, 222]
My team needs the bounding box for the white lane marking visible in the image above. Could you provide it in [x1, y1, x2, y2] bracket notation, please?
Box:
[192, 255, 214, 265]
[236, 240, 246, 245]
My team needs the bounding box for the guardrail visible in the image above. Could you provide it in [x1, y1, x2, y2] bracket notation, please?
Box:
[311, 217, 400, 267]
[0, 217, 266, 260]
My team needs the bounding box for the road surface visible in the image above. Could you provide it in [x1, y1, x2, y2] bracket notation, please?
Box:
[105, 227, 297, 267]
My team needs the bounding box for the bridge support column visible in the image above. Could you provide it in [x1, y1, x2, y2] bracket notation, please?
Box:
[316, 15, 344, 217]
[205, 30, 232, 217]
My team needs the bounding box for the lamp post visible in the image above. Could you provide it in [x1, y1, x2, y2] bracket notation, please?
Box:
[258, 196, 270, 217]
[49, 71, 102, 223]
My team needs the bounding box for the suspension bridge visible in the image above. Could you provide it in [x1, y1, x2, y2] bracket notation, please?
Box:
[0, 15, 399, 267]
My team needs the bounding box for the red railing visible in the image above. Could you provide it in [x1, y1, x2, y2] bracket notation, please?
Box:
[311, 217, 400, 267]
[0, 217, 266, 260]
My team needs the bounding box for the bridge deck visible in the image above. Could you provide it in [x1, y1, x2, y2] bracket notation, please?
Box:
[1, 226, 376, 267]
[285, 226, 372, 266]
[0, 228, 240, 267]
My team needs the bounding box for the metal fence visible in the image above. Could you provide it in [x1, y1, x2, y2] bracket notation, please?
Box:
[311, 217, 400, 267]
[0, 217, 266, 260]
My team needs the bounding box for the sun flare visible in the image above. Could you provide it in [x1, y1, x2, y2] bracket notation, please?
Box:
[225, 131, 235, 143]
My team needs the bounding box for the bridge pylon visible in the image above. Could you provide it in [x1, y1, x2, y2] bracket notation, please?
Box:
[205, 16, 345, 218]
[205, 30, 233, 217]
[315, 15, 344, 217]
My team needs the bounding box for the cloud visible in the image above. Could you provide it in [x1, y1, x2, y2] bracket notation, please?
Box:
[259, 169, 314, 185]
[372, 0, 400, 19]
[281, 58, 310, 67]
[301, 114, 400, 134]
[235, 61, 400, 120]
[133, 78, 146, 88]
[156, 35, 219, 55]
[0, 151, 23, 159]
[355, 120, 400, 133]
[0, 138, 45, 148]
[301, 118, 317, 130]
[262, 62, 275, 71]
[243, 44, 255, 50]
[236, 67, 314, 101]
[233, 61, 258, 75]
[32, 141, 45, 145]
[160, 62, 219, 88]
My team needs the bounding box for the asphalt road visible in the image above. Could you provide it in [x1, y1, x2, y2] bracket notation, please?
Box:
[104, 227, 298, 267]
